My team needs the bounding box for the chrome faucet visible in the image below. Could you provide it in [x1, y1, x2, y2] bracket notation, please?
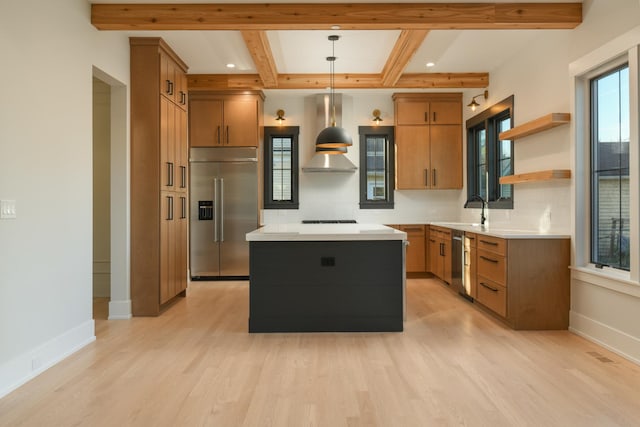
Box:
[464, 194, 487, 226]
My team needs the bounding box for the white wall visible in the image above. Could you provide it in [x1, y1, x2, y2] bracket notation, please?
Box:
[0, 0, 130, 397]
[262, 90, 462, 225]
[458, 0, 640, 364]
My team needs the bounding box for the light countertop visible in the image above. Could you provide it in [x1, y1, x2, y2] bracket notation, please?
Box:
[429, 222, 571, 239]
[246, 223, 407, 242]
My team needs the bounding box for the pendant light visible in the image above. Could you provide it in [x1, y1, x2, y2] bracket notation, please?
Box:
[315, 35, 353, 150]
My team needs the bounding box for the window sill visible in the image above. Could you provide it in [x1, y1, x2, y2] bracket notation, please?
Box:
[571, 265, 640, 298]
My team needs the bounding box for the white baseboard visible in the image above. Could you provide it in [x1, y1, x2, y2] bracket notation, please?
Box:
[0, 320, 96, 399]
[108, 299, 132, 320]
[570, 311, 640, 366]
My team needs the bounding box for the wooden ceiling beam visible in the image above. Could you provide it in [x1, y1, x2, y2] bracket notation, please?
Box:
[381, 30, 430, 87]
[91, 3, 582, 31]
[241, 30, 279, 88]
[188, 72, 489, 90]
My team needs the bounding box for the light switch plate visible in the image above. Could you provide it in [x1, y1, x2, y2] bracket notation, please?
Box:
[0, 200, 17, 219]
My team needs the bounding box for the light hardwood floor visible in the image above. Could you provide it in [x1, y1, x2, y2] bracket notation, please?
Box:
[2, 278, 640, 426]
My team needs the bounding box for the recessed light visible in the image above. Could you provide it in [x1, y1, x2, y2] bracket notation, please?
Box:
[426, 62, 435, 68]
[331, 25, 341, 30]
[226, 63, 236, 69]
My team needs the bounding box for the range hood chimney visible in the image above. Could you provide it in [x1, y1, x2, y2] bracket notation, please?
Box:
[302, 94, 357, 173]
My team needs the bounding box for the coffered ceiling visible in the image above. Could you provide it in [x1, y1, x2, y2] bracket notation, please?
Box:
[90, 1, 583, 91]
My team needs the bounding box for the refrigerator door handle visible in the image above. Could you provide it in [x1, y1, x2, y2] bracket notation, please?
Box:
[213, 178, 219, 242]
[220, 178, 225, 242]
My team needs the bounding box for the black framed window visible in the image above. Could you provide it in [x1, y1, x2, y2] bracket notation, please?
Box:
[466, 96, 514, 209]
[590, 64, 629, 270]
[359, 126, 394, 209]
[264, 126, 299, 209]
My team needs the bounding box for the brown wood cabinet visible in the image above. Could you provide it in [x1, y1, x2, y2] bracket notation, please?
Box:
[393, 93, 462, 190]
[428, 225, 452, 284]
[189, 92, 264, 147]
[130, 37, 189, 316]
[160, 50, 188, 110]
[473, 234, 570, 330]
[387, 225, 428, 273]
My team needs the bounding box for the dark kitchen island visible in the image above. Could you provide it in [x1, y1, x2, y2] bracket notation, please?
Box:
[246, 223, 407, 333]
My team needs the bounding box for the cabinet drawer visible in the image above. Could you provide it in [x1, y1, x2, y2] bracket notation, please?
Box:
[476, 276, 507, 317]
[477, 249, 506, 285]
[477, 235, 506, 255]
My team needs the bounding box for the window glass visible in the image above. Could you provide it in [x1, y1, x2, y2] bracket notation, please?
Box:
[466, 96, 514, 209]
[359, 126, 394, 209]
[272, 137, 293, 201]
[264, 127, 299, 209]
[591, 65, 629, 270]
[366, 136, 387, 200]
[476, 128, 487, 200]
[497, 117, 513, 200]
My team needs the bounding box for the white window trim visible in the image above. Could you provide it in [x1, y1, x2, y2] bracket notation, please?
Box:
[570, 25, 640, 286]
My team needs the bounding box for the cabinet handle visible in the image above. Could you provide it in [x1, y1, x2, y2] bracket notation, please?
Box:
[464, 250, 469, 266]
[180, 166, 186, 188]
[167, 196, 174, 221]
[226, 126, 230, 144]
[217, 126, 221, 145]
[432, 169, 436, 187]
[165, 79, 171, 95]
[480, 255, 498, 264]
[480, 282, 499, 292]
[425, 169, 429, 187]
[433, 111, 437, 122]
[180, 91, 186, 105]
[424, 112, 428, 123]
[169, 162, 175, 187]
[480, 239, 498, 246]
[440, 242, 444, 257]
[166, 162, 172, 186]
[181, 196, 186, 219]
[169, 81, 174, 95]
[429, 239, 436, 243]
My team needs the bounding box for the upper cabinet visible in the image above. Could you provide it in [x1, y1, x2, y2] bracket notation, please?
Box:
[159, 47, 188, 110]
[393, 93, 463, 190]
[189, 92, 264, 147]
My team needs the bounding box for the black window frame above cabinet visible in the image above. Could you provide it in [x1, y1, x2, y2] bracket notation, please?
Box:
[358, 126, 395, 209]
[466, 95, 515, 210]
[264, 126, 299, 210]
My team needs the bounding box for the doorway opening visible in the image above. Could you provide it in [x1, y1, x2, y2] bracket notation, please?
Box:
[92, 67, 130, 321]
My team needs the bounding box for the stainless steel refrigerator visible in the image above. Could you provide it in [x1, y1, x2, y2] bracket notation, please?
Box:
[190, 147, 258, 279]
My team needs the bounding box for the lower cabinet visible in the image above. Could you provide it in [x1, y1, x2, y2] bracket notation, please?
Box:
[388, 225, 428, 273]
[473, 234, 570, 330]
[428, 225, 451, 284]
[160, 192, 188, 306]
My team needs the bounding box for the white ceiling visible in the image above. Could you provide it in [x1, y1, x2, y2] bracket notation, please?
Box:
[92, 0, 578, 77]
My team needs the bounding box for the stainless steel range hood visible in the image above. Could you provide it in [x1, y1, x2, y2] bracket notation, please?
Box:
[302, 94, 357, 173]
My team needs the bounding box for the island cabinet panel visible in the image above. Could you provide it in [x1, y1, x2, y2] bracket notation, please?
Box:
[249, 240, 404, 332]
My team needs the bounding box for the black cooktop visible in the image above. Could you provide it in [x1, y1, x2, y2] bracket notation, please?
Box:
[301, 220, 357, 224]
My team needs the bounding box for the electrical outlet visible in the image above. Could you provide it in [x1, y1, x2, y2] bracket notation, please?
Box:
[0, 200, 17, 219]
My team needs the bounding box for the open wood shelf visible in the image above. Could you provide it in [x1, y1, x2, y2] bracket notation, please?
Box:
[499, 113, 570, 141]
[499, 169, 571, 185]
